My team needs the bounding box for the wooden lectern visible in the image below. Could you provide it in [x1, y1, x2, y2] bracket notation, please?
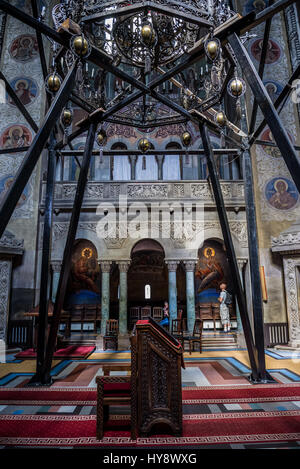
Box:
[131, 317, 185, 437]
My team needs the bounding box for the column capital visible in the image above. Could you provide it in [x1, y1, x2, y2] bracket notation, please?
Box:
[51, 260, 61, 272]
[116, 260, 131, 273]
[98, 260, 112, 273]
[182, 259, 198, 272]
[165, 260, 180, 271]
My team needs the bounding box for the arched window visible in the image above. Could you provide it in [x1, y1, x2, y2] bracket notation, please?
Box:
[136, 142, 158, 180]
[145, 284, 151, 299]
[111, 142, 131, 180]
[163, 142, 181, 180]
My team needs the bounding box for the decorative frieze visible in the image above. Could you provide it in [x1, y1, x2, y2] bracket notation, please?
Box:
[127, 184, 168, 199]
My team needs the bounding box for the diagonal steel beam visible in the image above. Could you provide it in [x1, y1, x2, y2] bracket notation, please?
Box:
[199, 122, 259, 382]
[248, 0, 274, 134]
[228, 32, 300, 194]
[250, 63, 300, 145]
[0, 70, 38, 132]
[28, 133, 56, 386]
[0, 62, 78, 239]
[40, 122, 98, 385]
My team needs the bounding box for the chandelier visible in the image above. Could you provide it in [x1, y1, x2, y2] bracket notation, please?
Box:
[51, 0, 245, 133]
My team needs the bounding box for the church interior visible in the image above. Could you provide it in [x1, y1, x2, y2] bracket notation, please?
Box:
[0, 0, 300, 453]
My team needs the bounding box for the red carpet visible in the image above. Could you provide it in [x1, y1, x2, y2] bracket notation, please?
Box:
[15, 345, 95, 360]
[0, 411, 299, 446]
[0, 383, 300, 406]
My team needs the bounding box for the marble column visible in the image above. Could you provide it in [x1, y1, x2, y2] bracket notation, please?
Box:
[0, 259, 12, 343]
[165, 260, 179, 326]
[99, 261, 112, 335]
[236, 258, 248, 348]
[129, 155, 137, 180]
[183, 260, 197, 332]
[117, 261, 130, 335]
[156, 155, 164, 180]
[51, 261, 61, 304]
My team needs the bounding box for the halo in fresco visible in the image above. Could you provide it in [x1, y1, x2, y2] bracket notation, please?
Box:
[243, 0, 269, 14]
[0, 124, 32, 152]
[250, 38, 281, 64]
[0, 174, 28, 207]
[260, 128, 293, 158]
[8, 77, 38, 106]
[265, 177, 299, 210]
[9, 34, 39, 62]
[263, 80, 283, 103]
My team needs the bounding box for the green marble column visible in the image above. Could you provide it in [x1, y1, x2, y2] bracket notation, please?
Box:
[184, 260, 197, 333]
[100, 261, 112, 335]
[117, 261, 130, 335]
[166, 261, 179, 327]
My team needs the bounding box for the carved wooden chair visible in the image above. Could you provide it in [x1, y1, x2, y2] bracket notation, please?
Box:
[199, 303, 215, 331]
[103, 319, 119, 350]
[84, 304, 98, 332]
[141, 306, 151, 320]
[152, 306, 163, 321]
[183, 319, 203, 354]
[211, 302, 221, 327]
[129, 307, 140, 329]
[171, 319, 184, 347]
[96, 334, 137, 440]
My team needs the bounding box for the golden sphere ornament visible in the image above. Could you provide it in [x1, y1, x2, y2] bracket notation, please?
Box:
[141, 24, 156, 46]
[96, 128, 107, 147]
[46, 73, 61, 93]
[61, 108, 72, 127]
[215, 111, 226, 127]
[138, 137, 150, 153]
[71, 35, 90, 58]
[181, 131, 192, 147]
[206, 40, 219, 60]
[228, 77, 245, 98]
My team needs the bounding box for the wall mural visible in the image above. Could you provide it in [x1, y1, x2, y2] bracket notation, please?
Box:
[265, 177, 299, 211]
[0, 124, 32, 151]
[9, 34, 39, 62]
[0, 174, 28, 207]
[8, 77, 38, 106]
[243, 0, 269, 14]
[195, 240, 232, 304]
[263, 80, 283, 103]
[66, 239, 100, 306]
[250, 38, 281, 64]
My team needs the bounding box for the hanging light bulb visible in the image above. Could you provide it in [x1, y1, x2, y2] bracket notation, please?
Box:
[228, 77, 246, 98]
[61, 108, 73, 127]
[205, 37, 221, 61]
[181, 131, 192, 147]
[70, 34, 91, 58]
[138, 137, 150, 153]
[96, 128, 107, 147]
[215, 110, 227, 127]
[45, 71, 62, 94]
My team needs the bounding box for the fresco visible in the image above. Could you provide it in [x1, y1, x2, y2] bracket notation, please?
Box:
[0, 174, 28, 207]
[195, 240, 232, 304]
[260, 128, 293, 158]
[0, 124, 32, 152]
[243, 0, 269, 14]
[250, 38, 281, 64]
[9, 34, 39, 62]
[66, 239, 101, 306]
[8, 77, 38, 106]
[265, 177, 299, 211]
[263, 80, 283, 103]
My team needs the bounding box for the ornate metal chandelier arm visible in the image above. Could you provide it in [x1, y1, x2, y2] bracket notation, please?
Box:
[82, 1, 213, 28]
[155, 66, 247, 137]
[249, 62, 300, 146]
[0, 62, 78, 239]
[0, 70, 39, 133]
